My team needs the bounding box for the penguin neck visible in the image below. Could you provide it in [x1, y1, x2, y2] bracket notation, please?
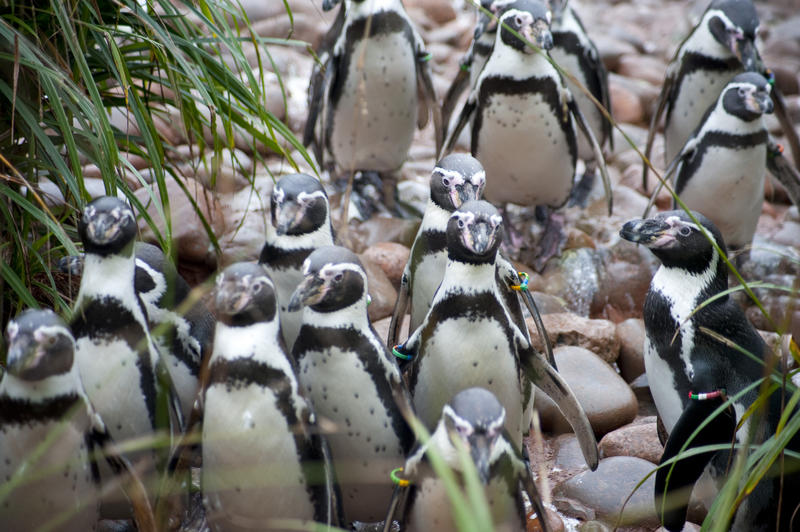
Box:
[683, 12, 736, 61]
[420, 200, 453, 233]
[704, 98, 766, 132]
[0, 364, 83, 402]
[76, 251, 138, 307]
[303, 296, 370, 331]
[485, 39, 553, 80]
[267, 221, 334, 252]
[346, 0, 401, 17]
[652, 249, 728, 307]
[212, 320, 283, 364]
[438, 258, 497, 297]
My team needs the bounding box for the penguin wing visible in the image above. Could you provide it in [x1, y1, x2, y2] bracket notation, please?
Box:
[387, 269, 410, 348]
[580, 31, 613, 152]
[642, 65, 678, 192]
[416, 50, 443, 156]
[766, 137, 800, 209]
[518, 342, 599, 470]
[516, 456, 550, 532]
[441, 60, 472, 146]
[655, 396, 736, 532]
[442, 97, 477, 159]
[569, 95, 613, 215]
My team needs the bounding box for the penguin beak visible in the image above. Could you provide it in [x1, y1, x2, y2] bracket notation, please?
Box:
[86, 213, 123, 245]
[532, 21, 553, 51]
[215, 281, 253, 316]
[733, 37, 757, 72]
[747, 89, 774, 115]
[288, 275, 326, 312]
[6, 334, 46, 380]
[322, 0, 341, 11]
[619, 217, 675, 249]
[463, 221, 497, 255]
[274, 202, 302, 236]
[468, 433, 493, 485]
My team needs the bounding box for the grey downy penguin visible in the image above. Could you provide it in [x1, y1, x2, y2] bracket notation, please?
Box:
[619, 210, 800, 531]
[384, 387, 550, 532]
[70, 196, 183, 516]
[202, 262, 341, 531]
[304, 0, 442, 207]
[396, 200, 597, 469]
[258, 173, 335, 351]
[288, 245, 414, 524]
[444, 0, 611, 270]
[0, 309, 155, 531]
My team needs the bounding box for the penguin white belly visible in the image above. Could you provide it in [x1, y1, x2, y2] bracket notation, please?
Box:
[476, 92, 575, 207]
[407, 476, 522, 532]
[330, 32, 418, 172]
[202, 384, 315, 531]
[409, 250, 446, 332]
[298, 347, 404, 522]
[413, 318, 524, 444]
[156, 336, 198, 422]
[678, 145, 765, 249]
[666, 69, 736, 163]
[270, 267, 305, 350]
[643, 336, 684, 433]
[0, 416, 98, 531]
[549, 50, 600, 160]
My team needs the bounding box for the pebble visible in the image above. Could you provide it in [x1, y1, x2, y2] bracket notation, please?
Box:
[553, 456, 659, 528]
[535, 346, 638, 436]
[616, 318, 646, 382]
[527, 313, 621, 364]
[359, 253, 398, 323]
[599, 420, 663, 464]
[361, 242, 410, 288]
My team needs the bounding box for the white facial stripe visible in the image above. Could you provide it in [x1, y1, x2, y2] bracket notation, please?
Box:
[273, 187, 285, 204]
[297, 190, 326, 205]
[434, 167, 467, 187]
[6, 320, 19, 341]
[302, 258, 312, 276]
[489, 214, 503, 228]
[32, 324, 73, 346]
[319, 262, 363, 281]
[487, 409, 506, 433]
[454, 211, 476, 225]
[113, 206, 135, 224]
[135, 260, 166, 299]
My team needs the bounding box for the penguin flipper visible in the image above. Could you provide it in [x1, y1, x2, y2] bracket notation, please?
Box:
[519, 344, 599, 470]
[388, 270, 411, 349]
[416, 50, 443, 156]
[441, 65, 471, 144]
[514, 442, 550, 532]
[655, 396, 736, 532]
[569, 95, 612, 215]
[643, 71, 675, 192]
[766, 137, 800, 209]
[443, 98, 476, 159]
[382, 483, 411, 532]
[769, 83, 800, 172]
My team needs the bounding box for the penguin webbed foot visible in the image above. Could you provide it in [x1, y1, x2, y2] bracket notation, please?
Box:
[531, 210, 566, 273]
[568, 165, 597, 209]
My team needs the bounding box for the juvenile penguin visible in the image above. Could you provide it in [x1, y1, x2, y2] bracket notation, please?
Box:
[385, 387, 549, 532]
[0, 310, 155, 531]
[643, 0, 760, 187]
[202, 262, 340, 531]
[304, 0, 441, 204]
[258, 173, 335, 351]
[70, 196, 182, 515]
[619, 210, 800, 531]
[398, 200, 597, 469]
[288, 245, 414, 524]
[649, 73, 773, 251]
[444, 0, 611, 267]
[387, 153, 486, 347]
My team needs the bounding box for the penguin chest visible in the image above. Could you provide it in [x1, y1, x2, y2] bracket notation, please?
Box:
[666, 68, 737, 162]
[678, 144, 766, 249]
[475, 90, 575, 207]
[409, 250, 447, 331]
[413, 317, 523, 441]
[329, 31, 418, 172]
[0, 415, 98, 531]
[297, 347, 403, 522]
[643, 335, 685, 433]
[202, 383, 315, 527]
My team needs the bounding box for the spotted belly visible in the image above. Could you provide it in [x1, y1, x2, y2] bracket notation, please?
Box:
[475, 92, 576, 207]
[329, 32, 418, 173]
[412, 317, 524, 445]
[203, 384, 315, 530]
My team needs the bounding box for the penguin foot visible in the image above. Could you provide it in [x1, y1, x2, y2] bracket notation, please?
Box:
[568, 167, 597, 208]
[532, 212, 566, 272]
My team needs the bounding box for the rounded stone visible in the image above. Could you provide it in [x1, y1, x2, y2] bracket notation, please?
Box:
[527, 314, 621, 364]
[361, 242, 410, 288]
[616, 318, 646, 382]
[598, 420, 663, 464]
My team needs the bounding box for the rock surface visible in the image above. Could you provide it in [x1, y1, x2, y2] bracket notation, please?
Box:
[527, 314, 621, 364]
[616, 318, 647, 382]
[599, 419, 663, 464]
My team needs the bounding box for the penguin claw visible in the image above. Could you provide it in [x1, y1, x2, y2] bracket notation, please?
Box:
[532, 213, 566, 272]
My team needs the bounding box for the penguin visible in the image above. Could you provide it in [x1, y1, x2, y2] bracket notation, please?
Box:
[288, 245, 414, 524]
[387, 153, 486, 348]
[384, 387, 550, 532]
[619, 210, 800, 531]
[443, 0, 611, 269]
[0, 309, 155, 531]
[258, 173, 335, 351]
[548, 0, 613, 206]
[303, 0, 442, 206]
[201, 262, 341, 531]
[70, 196, 183, 516]
[397, 200, 598, 470]
[645, 73, 773, 251]
[642, 0, 760, 189]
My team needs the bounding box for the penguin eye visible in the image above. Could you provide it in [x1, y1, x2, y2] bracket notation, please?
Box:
[333, 272, 344, 283]
[678, 226, 692, 237]
[457, 219, 465, 228]
[738, 87, 747, 98]
[514, 14, 523, 27]
[442, 177, 451, 187]
[47, 335, 57, 346]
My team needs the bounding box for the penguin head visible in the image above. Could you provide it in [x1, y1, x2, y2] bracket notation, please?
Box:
[447, 200, 504, 265]
[57, 254, 84, 276]
[441, 387, 507, 485]
[4, 309, 75, 381]
[547, 0, 568, 22]
[620, 210, 727, 273]
[430, 154, 486, 212]
[474, 0, 505, 38]
[706, 0, 759, 71]
[322, 0, 341, 11]
[270, 173, 331, 237]
[288, 246, 367, 313]
[722, 72, 773, 121]
[214, 262, 277, 326]
[498, 0, 553, 53]
[78, 196, 137, 257]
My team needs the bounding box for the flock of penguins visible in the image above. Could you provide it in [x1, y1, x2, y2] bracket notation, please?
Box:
[3, 0, 800, 531]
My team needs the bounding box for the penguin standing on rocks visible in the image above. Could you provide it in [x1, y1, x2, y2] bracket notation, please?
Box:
[0, 309, 155, 531]
[619, 210, 800, 531]
[397, 200, 597, 469]
[202, 262, 341, 531]
[304, 0, 442, 207]
[70, 196, 183, 515]
[444, 0, 611, 270]
[384, 387, 549, 532]
[288, 245, 414, 524]
[645, 73, 774, 251]
[387, 153, 486, 348]
[259, 173, 335, 351]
